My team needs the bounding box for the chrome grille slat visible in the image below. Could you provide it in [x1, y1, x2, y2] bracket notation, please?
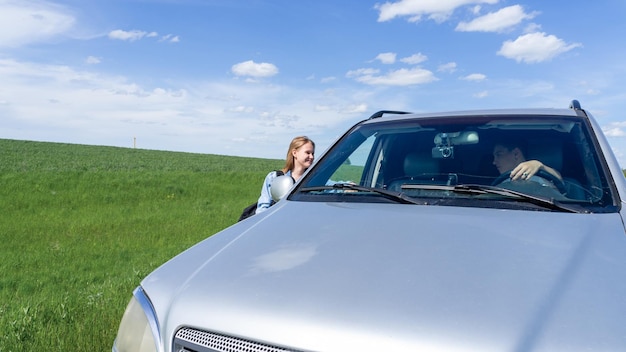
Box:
[174, 327, 306, 352]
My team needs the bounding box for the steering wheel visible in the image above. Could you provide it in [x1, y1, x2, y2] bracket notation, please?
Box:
[492, 169, 567, 194]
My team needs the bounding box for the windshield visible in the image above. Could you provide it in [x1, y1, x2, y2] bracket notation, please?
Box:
[292, 113, 618, 213]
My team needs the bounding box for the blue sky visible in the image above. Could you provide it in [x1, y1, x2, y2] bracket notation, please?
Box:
[2, 0, 626, 165]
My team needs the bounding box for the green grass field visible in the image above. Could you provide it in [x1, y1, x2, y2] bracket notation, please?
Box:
[0, 139, 282, 351]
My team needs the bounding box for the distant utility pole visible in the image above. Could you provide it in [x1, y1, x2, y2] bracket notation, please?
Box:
[133, 137, 136, 149]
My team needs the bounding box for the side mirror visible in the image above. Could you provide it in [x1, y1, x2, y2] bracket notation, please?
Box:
[270, 175, 294, 202]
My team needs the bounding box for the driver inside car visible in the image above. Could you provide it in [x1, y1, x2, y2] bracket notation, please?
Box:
[492, 141, 563, 186]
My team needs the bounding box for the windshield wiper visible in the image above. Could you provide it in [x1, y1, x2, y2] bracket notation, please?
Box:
[300, 183, 586, 213]
[299, 183, 425, 205]
[401, 183, 586, 213]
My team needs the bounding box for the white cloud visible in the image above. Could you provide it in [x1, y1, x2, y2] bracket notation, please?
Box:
[314, 105, 332, 112]
[347, 67, 437, 86]
[524, 22, 542, 33]
[108, 29, 152, 42]
[437, 62, 457, 73]
[108, 30, 177, 43]
[602, 121, 626, 139]
[603, 125, 626, 137]
[231, 60, 279, 78]
[346, 68, 379, 77]
[0, 0, 75, 48]
[400, 53, 428, 64]
[227, 106, 255, 113]
[0, 58, 190, 132]
[470, 5, 482, 15]
[461, 73, 486, 81]
[497, 32, 582, 63]
[0, 57, 366, 159]
[85, 56, 101, 64]
[375, 52, 397, 64]
[473, 90, 489, 98]
[160, 34, 180, 43]
[456, 5, 538, 33]
[341, 104, 368, 114]
[375, 0, 498, 23]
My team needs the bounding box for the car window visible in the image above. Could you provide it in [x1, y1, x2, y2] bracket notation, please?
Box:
[293, 114, 618, 213]
[328, 134, 375, 185]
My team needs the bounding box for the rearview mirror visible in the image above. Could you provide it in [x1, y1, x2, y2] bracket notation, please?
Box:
[432, 131, 479, 159]
[433, 131, 479, 146]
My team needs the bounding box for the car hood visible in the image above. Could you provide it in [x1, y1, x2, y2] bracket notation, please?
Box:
[144, 201, 626, 352]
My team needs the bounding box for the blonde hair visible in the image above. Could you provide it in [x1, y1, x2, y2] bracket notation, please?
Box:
[283, 136, 315, 172]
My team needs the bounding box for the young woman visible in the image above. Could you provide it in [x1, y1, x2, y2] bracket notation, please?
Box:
[256, 136, 315, 214]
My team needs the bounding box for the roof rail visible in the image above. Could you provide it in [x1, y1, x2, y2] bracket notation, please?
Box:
[368, 110, 412, 119]
[569, 99, 582, 111]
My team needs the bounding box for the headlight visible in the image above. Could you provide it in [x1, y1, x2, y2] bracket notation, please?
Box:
[112, 286, 161, 352]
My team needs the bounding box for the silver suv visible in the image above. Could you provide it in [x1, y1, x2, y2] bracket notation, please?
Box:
[113, 101, 626, 352]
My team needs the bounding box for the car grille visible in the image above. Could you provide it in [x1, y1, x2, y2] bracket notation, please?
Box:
[174, 327, 307, 352]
